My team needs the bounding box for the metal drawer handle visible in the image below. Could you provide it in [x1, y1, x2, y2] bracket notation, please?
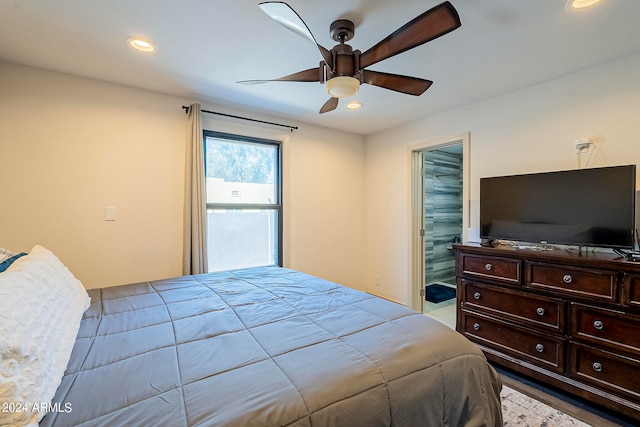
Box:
[536, 307, 545, 316]
[562, 274, 573, 284]
[473, 323, 480, 331]
[535, 344, 544, 353]
[593, 320, 604, 330]
[484, 263, 493, 271]
[473, 292, 481, 300]
[592, 362, 603, 372]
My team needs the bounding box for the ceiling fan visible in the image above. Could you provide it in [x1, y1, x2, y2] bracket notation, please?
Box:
[239, 1, 462, 114]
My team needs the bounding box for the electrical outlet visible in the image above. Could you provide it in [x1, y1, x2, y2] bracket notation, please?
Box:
[375, 275, 382, 287]
[575, 142, 590, 152]
[575, 139, 591, 153]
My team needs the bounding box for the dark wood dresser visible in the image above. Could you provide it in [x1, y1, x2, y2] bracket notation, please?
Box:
[454, 243, 640, 421]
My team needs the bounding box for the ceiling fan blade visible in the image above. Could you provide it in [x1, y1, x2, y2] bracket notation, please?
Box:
[362, 70, 432, 95]
[360, 1, 461, 69]
[319, 97, 339, 114]
[238, 67, 322, 85]
[259, 2, 333, 67]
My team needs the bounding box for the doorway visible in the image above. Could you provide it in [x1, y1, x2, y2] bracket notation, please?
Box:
[409, 133, 469, 328]
[421, 145, 462, 327]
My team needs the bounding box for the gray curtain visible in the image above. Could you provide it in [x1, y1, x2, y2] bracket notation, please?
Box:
[183, 103, 208, 275]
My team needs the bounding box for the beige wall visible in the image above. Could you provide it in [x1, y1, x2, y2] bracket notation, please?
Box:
[365, 53, 640, 305]
[0, 61, 366, 290]
[0, 62, 186, 289]
[4, 53, 639, 300]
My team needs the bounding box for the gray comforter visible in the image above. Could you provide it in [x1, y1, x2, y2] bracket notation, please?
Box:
[41, 266, 502, 426]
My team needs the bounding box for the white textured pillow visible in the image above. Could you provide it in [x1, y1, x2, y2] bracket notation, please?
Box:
[0, 245, 90, 426]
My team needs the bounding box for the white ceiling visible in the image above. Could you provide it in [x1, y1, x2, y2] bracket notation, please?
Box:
[1, 0, 639, 135]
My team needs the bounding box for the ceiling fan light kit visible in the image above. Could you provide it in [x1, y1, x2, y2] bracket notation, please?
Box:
[326, 76, 360, 98]
[242, 1, 462, 114]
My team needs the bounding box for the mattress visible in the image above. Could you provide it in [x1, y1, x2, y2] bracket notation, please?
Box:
[40, 266, 502, 426]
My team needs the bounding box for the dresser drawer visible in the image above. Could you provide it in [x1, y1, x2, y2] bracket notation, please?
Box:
[458, 253, 521, 286]
[622, 274, 640, 309]
[461, 280, 565, 333]
[460, 311, 564, 373]
[526, 262, 617, 302]
[569, 342, 640, 402]
[570, 303, 640, 354]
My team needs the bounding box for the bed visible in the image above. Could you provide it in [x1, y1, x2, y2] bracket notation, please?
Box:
[1, 246, 502, 426]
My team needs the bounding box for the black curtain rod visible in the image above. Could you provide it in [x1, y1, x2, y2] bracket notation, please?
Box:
[182, 106, 298, 131]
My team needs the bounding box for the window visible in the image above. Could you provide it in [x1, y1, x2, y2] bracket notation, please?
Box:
[203, 131, 282, 272]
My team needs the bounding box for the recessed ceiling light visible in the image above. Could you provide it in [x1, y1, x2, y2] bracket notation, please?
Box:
[346, 101, 363, 110]
[566, 0, 603, 10]
[126, 37, 157, 53]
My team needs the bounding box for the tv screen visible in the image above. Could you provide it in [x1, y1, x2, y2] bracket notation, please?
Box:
[480, 165, 637, 249]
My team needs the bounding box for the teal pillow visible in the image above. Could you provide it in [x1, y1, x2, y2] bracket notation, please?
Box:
[0, 252, 27, 272]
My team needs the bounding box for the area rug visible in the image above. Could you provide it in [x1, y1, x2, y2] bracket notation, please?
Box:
[425, 283, 456, 303]
[501, 385, 590, 426]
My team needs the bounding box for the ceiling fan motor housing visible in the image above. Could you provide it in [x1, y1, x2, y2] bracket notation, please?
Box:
[329, 19, 359, 79]
[332, 45, 360, 78]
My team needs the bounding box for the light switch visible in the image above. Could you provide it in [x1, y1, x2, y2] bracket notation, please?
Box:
[105, 207, 117, 221]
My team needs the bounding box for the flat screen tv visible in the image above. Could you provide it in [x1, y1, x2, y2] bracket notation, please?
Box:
[480, 165, 637, 249]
